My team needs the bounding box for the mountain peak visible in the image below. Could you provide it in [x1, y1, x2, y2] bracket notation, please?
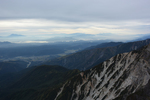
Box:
[8, 34, 24, 37]
[55, 43, 150, 100]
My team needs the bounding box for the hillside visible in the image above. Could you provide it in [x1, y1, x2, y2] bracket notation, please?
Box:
[0, 61, 28, 75]
[44, 39, 150, 70]
[0, 65, 80, 100]
[55, 43, 150, 100]
[10, 65, 79, 89]
[85, 42, 123, 50]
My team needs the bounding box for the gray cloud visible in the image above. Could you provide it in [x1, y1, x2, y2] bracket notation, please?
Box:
[0, 0, 150, 43]
[0, 0, 150, 22]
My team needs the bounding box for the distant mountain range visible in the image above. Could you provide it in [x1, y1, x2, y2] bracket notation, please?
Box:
[135, 34, 150, 41]
[44, 39, 150, 70]
[1, 33, 150, 44]
[0, 41, 12, 44]
[0, 33, 111, 43]
[84, 42, 123, 50]
[8, 34, 25, 37]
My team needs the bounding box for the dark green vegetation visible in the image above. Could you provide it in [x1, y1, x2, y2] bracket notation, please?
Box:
[0, 65, 80, 100]
[44, 39, 150, 70]
[56, 73, 84, 100]
[0, 61, 28, 75]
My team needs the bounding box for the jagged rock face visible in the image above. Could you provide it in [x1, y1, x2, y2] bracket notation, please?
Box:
[55, 44, 150, 100]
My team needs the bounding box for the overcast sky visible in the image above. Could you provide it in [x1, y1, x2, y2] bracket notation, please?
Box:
[0, 0, 150, 42]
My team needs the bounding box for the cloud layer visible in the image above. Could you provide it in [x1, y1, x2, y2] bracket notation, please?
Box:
[1, 0, 150, 21]
[0, 0, 150, 42]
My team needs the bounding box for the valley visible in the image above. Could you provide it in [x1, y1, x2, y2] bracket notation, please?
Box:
[1, 0, 150, 99]
[0, 39, 150, 100]
[44, 39, 150, 70]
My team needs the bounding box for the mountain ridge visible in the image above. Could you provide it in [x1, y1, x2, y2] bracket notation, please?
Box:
[0, 65, 80, 100]
[54, 43, 150, 100]
[44, 39, 150, 70]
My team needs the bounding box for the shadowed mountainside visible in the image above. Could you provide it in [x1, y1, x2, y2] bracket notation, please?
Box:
[44, 39, 150, 70]
[0, 61, 28, 75]
[0, 65, 80, 100]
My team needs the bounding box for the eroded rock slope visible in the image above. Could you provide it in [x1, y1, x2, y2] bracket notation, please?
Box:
[55, 44, 150, 100]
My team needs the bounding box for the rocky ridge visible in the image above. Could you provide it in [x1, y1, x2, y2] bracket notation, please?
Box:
[55, 44, 150, 100]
